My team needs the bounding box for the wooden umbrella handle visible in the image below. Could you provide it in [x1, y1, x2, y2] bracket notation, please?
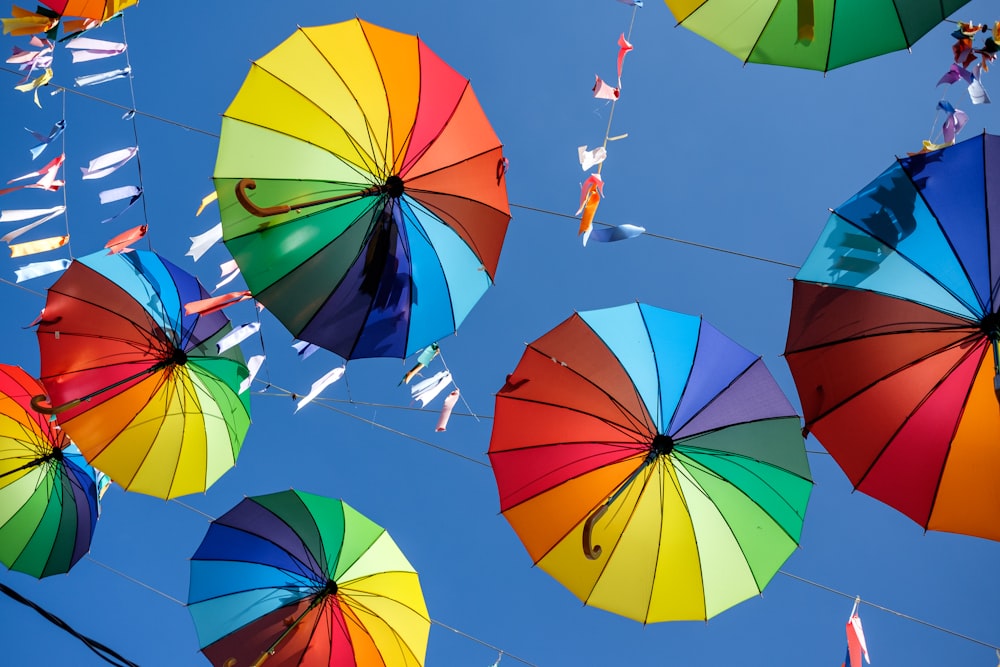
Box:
[582, 504, 609, 560]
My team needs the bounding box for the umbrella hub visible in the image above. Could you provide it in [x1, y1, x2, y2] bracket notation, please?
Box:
[384, 175, 405, 198]
[166, 346, 188, 367]
[650, 433, 675, 458]
[980, 311, 1000, 340]
[321, 579, 338, 597]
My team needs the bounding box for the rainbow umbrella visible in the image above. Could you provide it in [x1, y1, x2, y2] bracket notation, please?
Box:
[34, 249, 251, 499]
[663, 0, 969, 72]
[489, 303, 812, 622]
[0, 364, 100, 578]
[785, 131, 1000, 542]
[188, 490, 430, 667]
[215, 18, 511, 361]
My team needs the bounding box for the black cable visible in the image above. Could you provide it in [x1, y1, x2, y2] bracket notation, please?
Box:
[0, 582, 141, 667]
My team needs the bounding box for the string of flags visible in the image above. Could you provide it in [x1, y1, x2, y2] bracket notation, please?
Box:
[916, 19, 996, 154]
[574, 1, 645, 246]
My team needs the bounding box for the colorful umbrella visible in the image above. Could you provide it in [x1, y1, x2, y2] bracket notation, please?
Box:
[188, 490, 430, 667]
[785, 131, 1000, 542]
[34, 249, 251, 499]
[663, 0, 969, 72]
[40, 0, 137, 21]
[215, 18, 511, 361]
[0, 364, 100, 578]
[488, 303, 812, 622]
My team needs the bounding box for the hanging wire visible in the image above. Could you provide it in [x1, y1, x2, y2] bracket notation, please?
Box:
[116, 13, 152, 249]
[0, 65, 802, 272]
[0, 582, 140, 667]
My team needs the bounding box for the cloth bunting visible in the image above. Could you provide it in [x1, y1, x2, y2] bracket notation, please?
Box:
[435, 389, 460, 432]
[104, 224, 147, 254]
[1, 6, 58, 36]
[589, 223, 645, 243]
[617, 33, 632, 82]
[81, 146, 137, 179]
[184, 290, 252, 315]
[1, 206, 66, 243]
[101, 190, 142, 224]
[578, 145, 607, 171]
[969, 63, 990, 104]
[26, 120, 64, 159]
[592, 75, 619, 100]
[295, 366, 346, 412]
[0, 154, 64, 196]
[292, 340, 320, 359]
[9, 235, 67, 257]
[411, 370, 452, 408]
[841, 599, 870, 667]
[187, 223, 222, 261]
[576, 173, 604, 246]
[0, 206, 64, 222]
[938, 100, 969, 145]
[62, 17, 100, 35]
[239, 355, 265, 394]
[196, 190, 218, 216]
[14, 258, 69, 282]
[98, 185, 140, 204]
[65, 37, 126, 63]
[938, 63, 973, 86]
[216, 322, 260, 354]
[215, 259, 241, 290]
[8, 36, 53, 85]
[403, 343, 440, 384]
[75, 66, 130, 87]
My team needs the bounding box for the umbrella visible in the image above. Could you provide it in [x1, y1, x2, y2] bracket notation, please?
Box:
[0, 364, 100, 578]
[488, 303, 812, 622]
[785, 131, 1000, 542]
[188, 490, 430, 667]
[33, 249, 251, 499]
[663, 0, 970, 72]
[40, 0, 137, 21]
[214, 18, 511, 361]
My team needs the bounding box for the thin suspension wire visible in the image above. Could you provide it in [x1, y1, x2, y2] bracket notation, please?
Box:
[778, 571, 1000, 651]
[117, 14, 152, 250]
[0, 67, 800, 272]
[431, 619, 538, 667]
[257, 382, 491, 467]
[59, 88, 73, 258]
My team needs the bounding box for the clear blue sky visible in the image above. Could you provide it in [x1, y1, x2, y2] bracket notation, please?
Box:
[1, 1, 998, 665]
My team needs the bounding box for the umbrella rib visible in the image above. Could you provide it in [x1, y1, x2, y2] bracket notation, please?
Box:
[337, 582, 428, 663]
[829, 202, 986, 317]
[521, 342, 656, 435]
[496, 392, 650, 443]
[801, 330, 984, 426]
[784, 319, 977, 356]
[249, 53, 387, 181]
[847, 341, 984, 508]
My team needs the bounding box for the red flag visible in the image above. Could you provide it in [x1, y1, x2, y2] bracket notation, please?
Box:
[185, 290, 252, 315]
[841, 599, 870, 667]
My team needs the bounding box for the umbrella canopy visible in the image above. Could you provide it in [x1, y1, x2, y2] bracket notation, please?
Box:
[214, 18, 511, 361]
[785, 131, 1000, 542]
[188, 490, 430, 667]
[34, 249, 251, 499]
[40, 0, 137, 21]
[663, 0, 969, 72]
[488, 303, 812, 622]
[0, 364, 100, 578]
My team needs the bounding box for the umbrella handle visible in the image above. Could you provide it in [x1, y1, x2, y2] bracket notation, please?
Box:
[235, 178, 387, 218]
[29, 394, 81, 415]
[582, 504, 608, 560]
[235, 179, 292, 217]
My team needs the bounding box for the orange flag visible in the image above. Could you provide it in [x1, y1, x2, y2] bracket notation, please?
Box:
[104, 224, 147, 254]
[185, 291, 252, 316]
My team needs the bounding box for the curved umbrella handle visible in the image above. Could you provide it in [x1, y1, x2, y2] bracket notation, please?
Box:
[30, 394, 81, 415]
[582, 504, 608, 560]
[235, 178, 292, 217]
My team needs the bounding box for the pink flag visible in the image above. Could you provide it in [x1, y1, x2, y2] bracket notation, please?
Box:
[617, 34, 633, 82]
[185, 291, 252, 315]
[592, 75, 619, 100]
[435, 390, 460, 432]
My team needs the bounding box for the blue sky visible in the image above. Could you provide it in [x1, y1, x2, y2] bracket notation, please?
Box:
[1, 1, 999, 665]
